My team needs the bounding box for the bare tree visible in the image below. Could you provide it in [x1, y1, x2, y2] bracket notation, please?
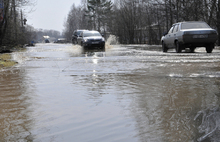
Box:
[0, 0, 36, 49]
[63, 0, 220, 45]
[85, 0, 113, 32]
[63, 4, 90, 41]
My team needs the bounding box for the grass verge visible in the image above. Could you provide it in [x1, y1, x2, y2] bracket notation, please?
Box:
[0, 54, 18, 69]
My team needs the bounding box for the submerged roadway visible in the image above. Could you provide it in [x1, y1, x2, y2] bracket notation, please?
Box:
[0, 43, 220, 141]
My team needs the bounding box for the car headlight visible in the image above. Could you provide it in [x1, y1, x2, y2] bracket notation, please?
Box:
[101, 38, 105, 41]
[84, 39, 88, 42]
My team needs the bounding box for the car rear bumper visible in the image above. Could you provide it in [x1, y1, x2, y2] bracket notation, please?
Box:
[182, 30, 218, 46]
[183, 35, 217, 42]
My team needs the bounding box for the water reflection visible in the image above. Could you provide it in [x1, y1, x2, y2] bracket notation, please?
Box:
[84, 50, 105, 58]
[66, 44, 220, 141]
[67, 44, 106, 58]
[60, 44, 220, 141]
[194, 104, 220, 142]
[0, 68, 35, 141]
[83, 48, 105, 53]
[2, 44, 220, 141]
[79, 50, 107, 103]
[112, 67, 220, 141]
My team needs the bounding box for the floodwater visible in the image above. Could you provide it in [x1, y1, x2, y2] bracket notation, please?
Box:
[0, 43, 220, 142]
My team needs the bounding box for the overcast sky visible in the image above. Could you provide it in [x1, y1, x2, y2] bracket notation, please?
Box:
[26, 0, 81, 32]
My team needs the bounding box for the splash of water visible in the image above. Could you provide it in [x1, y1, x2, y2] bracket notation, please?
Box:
[105, 35, 119, 49]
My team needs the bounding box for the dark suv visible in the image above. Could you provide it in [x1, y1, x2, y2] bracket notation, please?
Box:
[72, 30, 88, 44]
[77, 31, 105, 50]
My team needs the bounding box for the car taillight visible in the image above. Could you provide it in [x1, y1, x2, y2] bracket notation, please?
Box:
[182, 33, 185, 39]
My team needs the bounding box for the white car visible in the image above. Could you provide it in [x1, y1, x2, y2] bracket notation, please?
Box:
[161, 21, 218, 53]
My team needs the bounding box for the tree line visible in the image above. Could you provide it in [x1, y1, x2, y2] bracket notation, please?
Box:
[0, 0, 63, 50]
[64, 0, 220, 45]
[0, 0, 36, 50]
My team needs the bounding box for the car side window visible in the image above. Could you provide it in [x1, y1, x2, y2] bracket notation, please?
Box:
[168, 26, 174, 34]
[80, 32, 83, 37]
[173, 24, 179, 33]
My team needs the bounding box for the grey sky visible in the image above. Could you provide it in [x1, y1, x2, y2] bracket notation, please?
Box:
[27, 0, 81, 32]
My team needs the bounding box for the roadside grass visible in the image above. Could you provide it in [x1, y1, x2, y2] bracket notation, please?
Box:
[0, 54, 18, 69]
[0, 45, 27, 69]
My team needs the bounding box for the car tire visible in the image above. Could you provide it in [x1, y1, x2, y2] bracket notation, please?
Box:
[73, 39, 77, 45]
[82, 42, 87, 50]
[190, 47, 196, 53]
[101, 46, 105, 50]
[206, 44, 214, 53]
[175, 41, 182, 53]
[162, 42, 168, 52]
[101, 46, 105, 51]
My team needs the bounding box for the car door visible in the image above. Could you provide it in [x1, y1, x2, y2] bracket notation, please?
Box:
[169, 24, 179, 48]
[77, 32, 83, 45]
[168, 24, 179, 47]
[164, 26, 174, 47]
[72, 31, 77, 43]
[73, 32, 77, 40]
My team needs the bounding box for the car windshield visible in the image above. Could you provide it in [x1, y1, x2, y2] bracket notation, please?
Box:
[83, 32, 101, 37]
[77, 31, 83, 35]
[181, 22, 210, 29]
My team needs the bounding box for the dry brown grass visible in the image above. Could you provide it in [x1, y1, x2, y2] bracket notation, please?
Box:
[0, 54, 17, 68]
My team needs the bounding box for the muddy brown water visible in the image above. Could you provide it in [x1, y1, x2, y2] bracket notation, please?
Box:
[0, 43, 220, 141]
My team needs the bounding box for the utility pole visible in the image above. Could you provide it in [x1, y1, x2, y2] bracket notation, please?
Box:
[0, 0, 4, 46]
[12, 0, 17, 41]
[21, 10, 23, 27]
[217, 0, 220, 45]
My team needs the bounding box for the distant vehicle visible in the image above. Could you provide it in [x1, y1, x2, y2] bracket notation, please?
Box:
[45, 39, 50, 43]
[77, 31, 105, 50]
[55, 38, 67, 43]
[161, 21, 218, 53]
[72, 29, 88, 44]
[25, 41, 35, 47]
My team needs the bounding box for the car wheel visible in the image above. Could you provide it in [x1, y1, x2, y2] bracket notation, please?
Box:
[101, 46, 105, 51]
[162, 42, 168, 52]
[175, 41, 182, 53]
[101, 46, 105, 50]
[82, 43, 87, 50]
[72, 39, 76, 45]
[74, 40, 77, 45]
[190, 47, 196, 53]
[206, 44, 214, 53]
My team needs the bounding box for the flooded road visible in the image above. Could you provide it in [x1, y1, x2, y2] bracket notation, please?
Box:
[0, 43, 220, 142]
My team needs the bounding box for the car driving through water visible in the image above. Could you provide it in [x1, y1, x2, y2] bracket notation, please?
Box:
[161, 21, 218, 53]
[77, 30, 105, 50]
